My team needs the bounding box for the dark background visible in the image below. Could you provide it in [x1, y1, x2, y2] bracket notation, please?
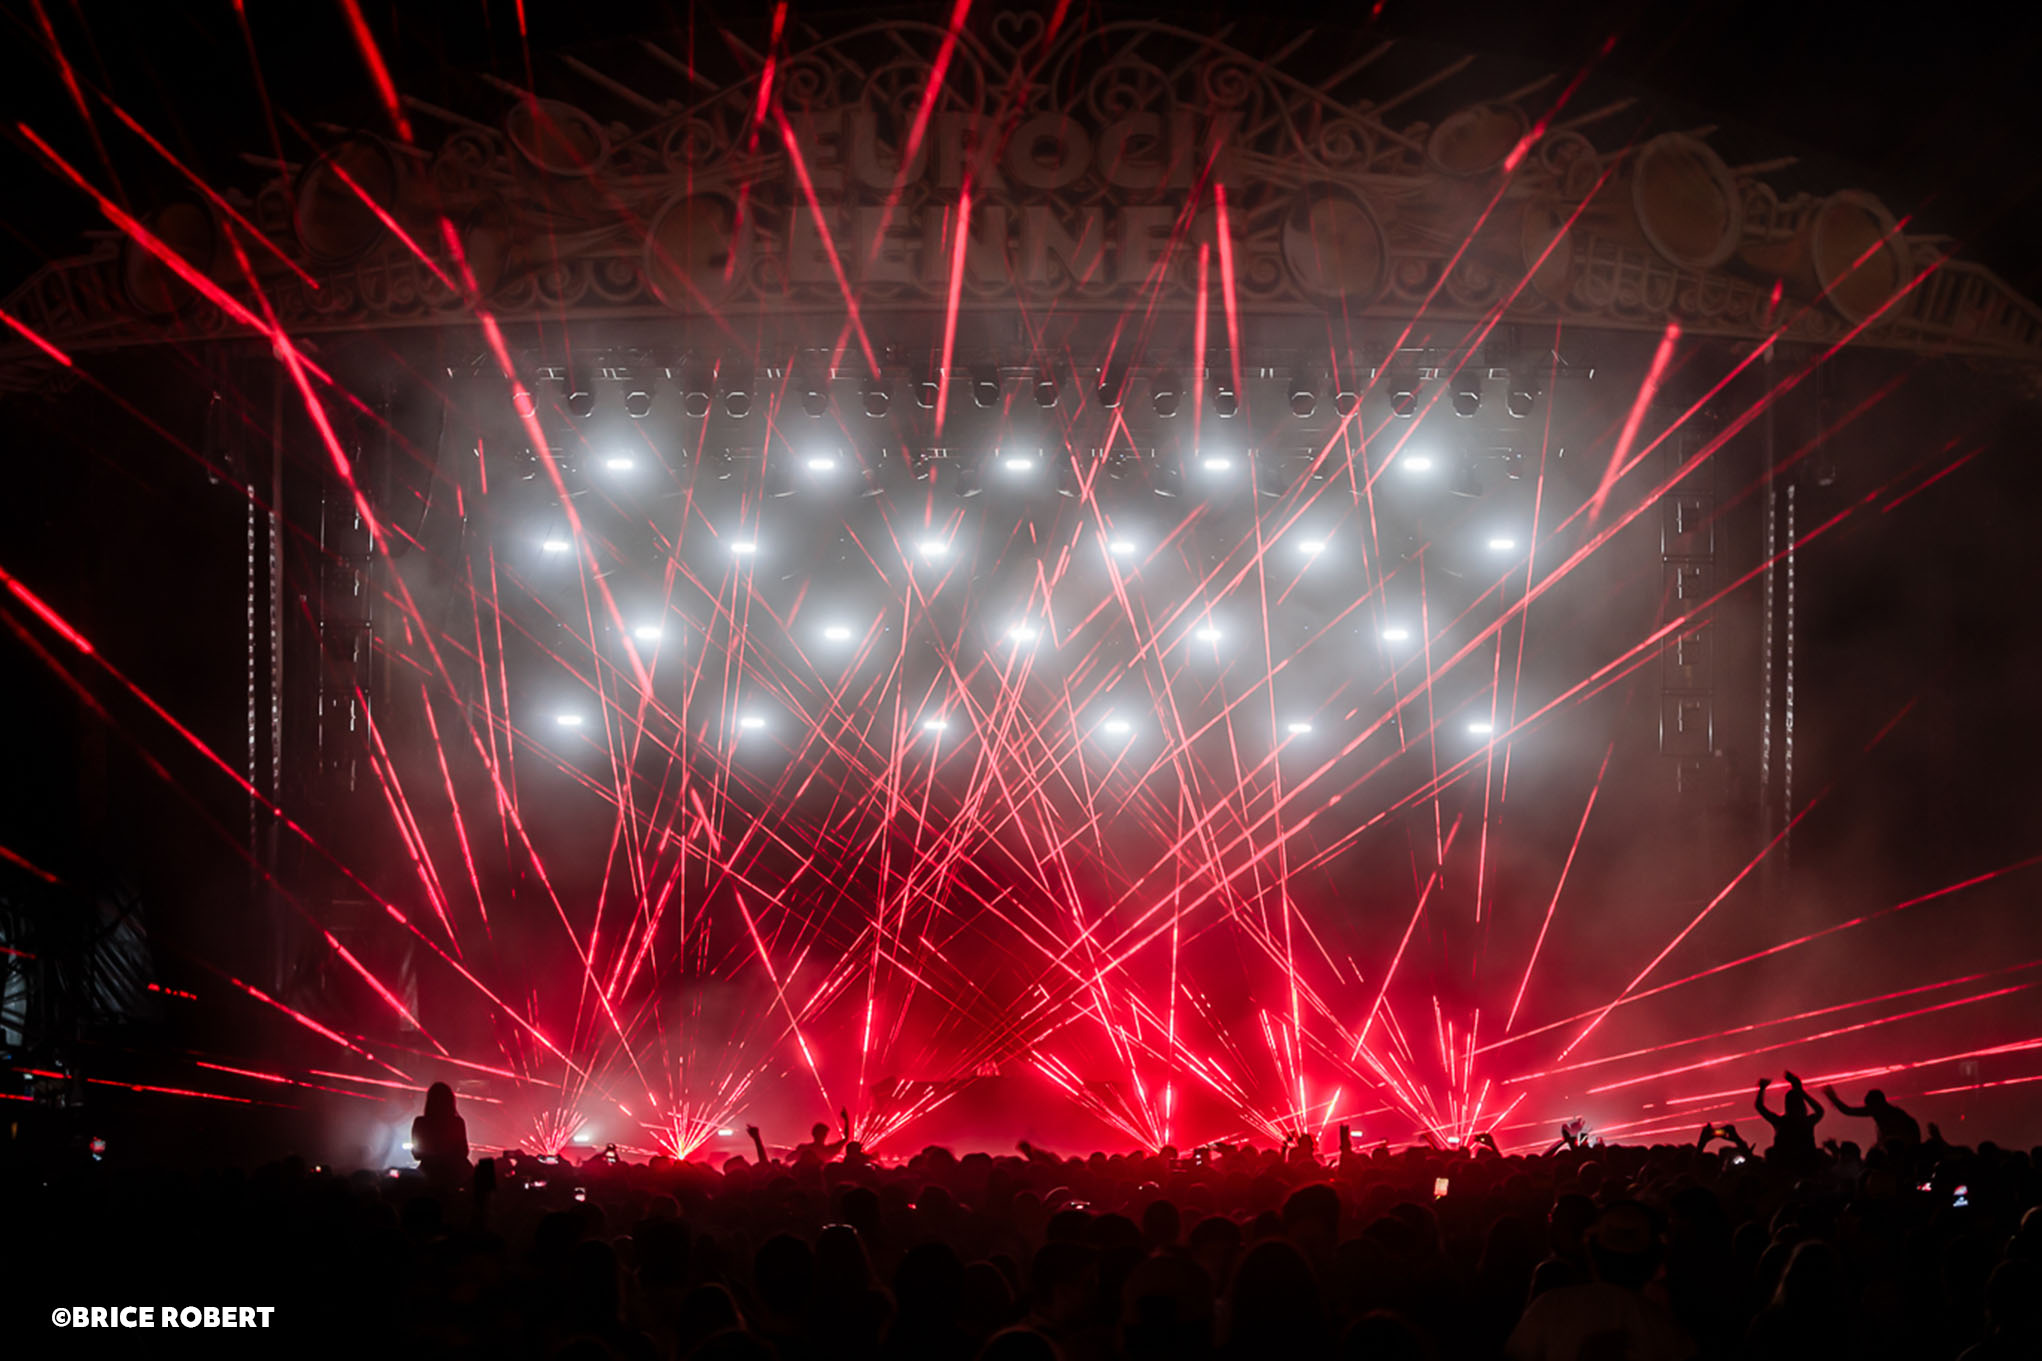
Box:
[4, 1, 2040, 294]
[3, 2, 2042, 1157]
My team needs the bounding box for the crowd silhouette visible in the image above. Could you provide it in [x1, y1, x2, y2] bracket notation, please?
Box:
[15, 1075, 2042, 1360]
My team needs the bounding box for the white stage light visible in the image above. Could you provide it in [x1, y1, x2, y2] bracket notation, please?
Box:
[1467, 720, 1494, 735]
[1403, 455, 1434, 474]
[1286, 720, 1314, 735]
[1381, 626, 1411, 642]
[1487, 536, 1518, 551]
[1108, 539, 1136, 558]
[1298, 539, 1326, 557]
[633, 624, 664, 642]
[1007, 622, 1041, 644]
[730, 539, 757, 556]
[1201, 455, 1233, 473]
[541, 537, 572, 553]
[806, 456, 838, 472]
[717, 1128, 734, 1137]
[604, 455, 636, 472]
[1101, 717, 1133, 737]
[822, 623, 854, 642]
[917, 539, 949, 560]
[922, 717, 949, 732]
[555, 713, 584, 728]
[738, 715, 767, 731]
[1194, 624, 1222, 644]
[1002, 455, 1036, 474]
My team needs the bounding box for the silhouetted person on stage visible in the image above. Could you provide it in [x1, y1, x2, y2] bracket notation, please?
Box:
[1754, 1072, 1823, 1174]
[411, 1081, 470, 1185]
[1822, 1083, 1921, 1149]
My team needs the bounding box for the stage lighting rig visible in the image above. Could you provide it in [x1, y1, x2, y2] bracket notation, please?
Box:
[552, 444, 585, 485]
[863, 385, 890, 418]
[1056, 450, 1083, 497]
[915, 380, 939, 409]
[567, 388, 596, 419]
[624, 387, 654, 418]
[680, 365, 713, 418]
[1097, 361, 1128, 410]
[1502, 348, 1547, 417]
[1034, 370, 1060, 409]
[1451, 380, 1481, 417]
[1152, 371, 1182, 418]
[971, 364, 1001, 409]
[801, 385, 830, 417]
[1450, 452, 1485, 499]
[1390, 388, 1418, 418]
[724, 388, 752, 418]
[1148, 453, 1183, 498]
[1289, 368, 1321, 418]
[1213, 379, 1239, 418]
[1334, 389, 1360, 417]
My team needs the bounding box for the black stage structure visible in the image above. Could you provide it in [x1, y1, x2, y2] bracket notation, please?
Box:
[5, 10, 2042, 1161]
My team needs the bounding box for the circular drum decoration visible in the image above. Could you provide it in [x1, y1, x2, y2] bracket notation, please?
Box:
[1631, 133, 1743, 270]
[295, 137, 400, 263]
[455, 196, 513, 299]
[1518, 196, 1577, 305]
[1282, 185, 1389, 311]
[1810, 191, 1906, 324]
[506, 99, 609, 177]
[1428, 103, 1529, 177]
[122, 200, 218, 317]
[644, 192, 744, 310]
